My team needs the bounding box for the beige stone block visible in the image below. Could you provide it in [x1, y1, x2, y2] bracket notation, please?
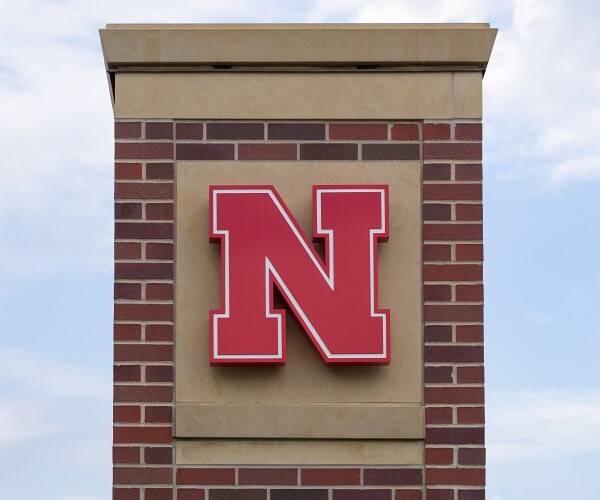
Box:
[176, 439, 424, 465]
[114, 71, 481, 119]
[176, 403, 424, 439]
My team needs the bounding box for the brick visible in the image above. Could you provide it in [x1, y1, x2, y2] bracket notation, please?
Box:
[332, 491, 391, 500]
[424, 366, 453, 384]
[426, 427, 485, 445]
[455, 163, 482, 181]
[146, 203, 174, 221]
[394, 491, 422, 500]
[114, 303, 173, 322]
[177, 468, 235, 485]
[115, 282, 141, 300]
[426, 447, 454, 465]
[363, 468, 422, 485]
[300, 143, 357, 160]
[114, 324, 142, 342]
[423, 123, 450, 141]
[426, 468, 485, 486]
[301, 468, 360, 485]
[113, 488, 140, 500]
[424, 325, 452, 343]
[424, 304, 483, 322]
[177, 489, 205, 500]
[268, 123, 325, 140]
[145, 489, 173, 500]
[176, 122, 204, 140]
[456, 204, 483, 221]
[146, 243, 174, 261]
[425, 407, 453, 425]
[115, 242, 142, 260]
[113, 426, 172, 444]
[146, 324, 173, 342]
[115, 263, 173, 280]
[113, 467, 171, 485]
[425, 490, 453, 500]
[329, 123, 388, 140]
[115, 203, 142, 220]
[456, 285, 484, 302]
[426, 387, 485, 405]
[423, 163, 451, 181]
[239, 468, 297, 485]
[423, 223, 482, 241]
[146, 283, 173, 301]
[456, 244, 483, 262]
[207, 122, 264, 140]
[391, 123, 419, 141]
[116, 142, 173, 160]
[114, 364, 141, 382]
[457, 366, 485, 384]
[425, 346, 484, 363]
[271, 491, 327, 500]
[115, 182, 173, 200]
[424, 285, 451, 302]
[423, 264, 482, 281]
[145, 446, 173, 464]
[210, 491, 267, 500]
[115, 344, 172, 362]
[423, 184, 481, 201]
[423, 204, 451, 221]
[115, 222, 173, 240]
[113, 446, 140, 464]
[362, 143, 420, 160]
[116, 162, 143, 180]
[146, 163, 174, 180]
[146, 122, 173, 139]
[146, 365, 174, 383]
[457, 407, 485, 424]
[114, 385, 172, 403]
[114, 405, 141, 423]
[456, 325, 484, 343]
[423, 244, 451, 262]
[458, 448, 486, 466]
[458, 490, 485, 500]
[146, 405, 173, 423]
[424, 143, 482, 161]
[115, 122, 141, 139]
[238, 143, 297, 160]
[176, 143, 234, 160]
[455, 123, 482, 141]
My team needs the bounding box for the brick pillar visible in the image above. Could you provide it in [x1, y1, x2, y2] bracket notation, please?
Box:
[103, 24, 495, 500]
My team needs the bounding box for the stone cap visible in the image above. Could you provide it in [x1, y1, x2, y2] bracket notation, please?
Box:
[100, 23, 497, 70]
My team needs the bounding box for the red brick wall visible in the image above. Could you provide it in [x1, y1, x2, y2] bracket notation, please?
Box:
[113, 120, 484, 499]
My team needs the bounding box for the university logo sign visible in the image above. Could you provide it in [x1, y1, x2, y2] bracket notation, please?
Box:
[209, 185, 390, 365]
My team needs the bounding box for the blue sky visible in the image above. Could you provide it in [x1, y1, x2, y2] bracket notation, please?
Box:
[0, 1, 598, 499]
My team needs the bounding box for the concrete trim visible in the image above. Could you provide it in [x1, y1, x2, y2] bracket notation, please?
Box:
[177, 439, 424, 465]
[100, 24, 497, 69]
[175, 404, 424, 439]
[114, 72, 482, 119]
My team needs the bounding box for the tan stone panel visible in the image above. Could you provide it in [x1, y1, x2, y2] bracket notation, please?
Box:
[114, 72, 480, 119]
[175, 161, 422, 408]
[176, 439, 423, 465]
[176, 404, 424, 439]
[100, 24, 496, 67]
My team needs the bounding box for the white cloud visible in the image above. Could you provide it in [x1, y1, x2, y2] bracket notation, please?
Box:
[549, 156, 600, 185]
[0, 348, 111, 400]
[0, 403, 60, 447]
[487, 390, 600, 461]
